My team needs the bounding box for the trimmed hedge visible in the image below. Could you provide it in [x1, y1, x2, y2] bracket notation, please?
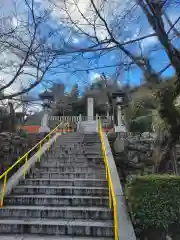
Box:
[126, 174, 180, 232]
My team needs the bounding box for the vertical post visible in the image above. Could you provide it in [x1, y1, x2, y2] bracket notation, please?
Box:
[117, 105, 122, 126]
[87, 97, 94, 121]
[106, 106, 110, 119]
[105, 166, 108, 180]
[108, 178, 112, 209]
[114, 202, 118, 240]
[48, 134, 51, 150]
[24, 153, 28, 177]
[96, 113, 98, 120]
[55, 129, 57, 142]
[38, 143, 42, 162]
[0, 173, 7, 207]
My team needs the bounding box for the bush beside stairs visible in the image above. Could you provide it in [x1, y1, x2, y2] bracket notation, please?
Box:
[0, 132, 114, 239]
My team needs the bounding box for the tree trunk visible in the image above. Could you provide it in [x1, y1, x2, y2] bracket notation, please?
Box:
[153, 84, 180, 172]
[156, 137, 173, 173]
[8, 102, 16, 132]
[171, 146, 178, 175]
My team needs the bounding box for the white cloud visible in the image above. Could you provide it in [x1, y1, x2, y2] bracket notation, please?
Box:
[39, 0, 133, 41]
[0, 49, 41, 97]
[141, 36, 158, 49]
[0, 1, 47, 99]
[72, 37, 79, 44]
[11, 16, 21, 28]
[38, 0, 160, 54]
[89, 72, 101, 82]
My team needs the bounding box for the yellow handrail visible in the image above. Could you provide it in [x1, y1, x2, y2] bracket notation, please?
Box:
[98, 120, 119, 240]
[0, 121, 65, 207]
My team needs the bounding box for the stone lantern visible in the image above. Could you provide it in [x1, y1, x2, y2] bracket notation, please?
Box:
[112, 90, 126, 132]
[39, 91, 54, 133]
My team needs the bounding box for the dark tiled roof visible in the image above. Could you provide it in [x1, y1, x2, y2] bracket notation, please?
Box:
[24, 112, 44, 125]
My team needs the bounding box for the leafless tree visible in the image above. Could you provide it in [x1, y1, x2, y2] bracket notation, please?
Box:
[0, 0, 81, 100]
[58, 0, 180, 172]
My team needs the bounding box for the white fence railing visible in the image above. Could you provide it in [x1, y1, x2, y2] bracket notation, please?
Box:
[48, 115, 114, 125]
[48, 116, 82, 122]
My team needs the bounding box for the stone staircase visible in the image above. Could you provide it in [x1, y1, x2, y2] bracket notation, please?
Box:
[0, 132, 114, 239]
[78, 120, 98, 133]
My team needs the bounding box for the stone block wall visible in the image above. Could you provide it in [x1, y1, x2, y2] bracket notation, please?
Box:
[0, 132, 46, 180]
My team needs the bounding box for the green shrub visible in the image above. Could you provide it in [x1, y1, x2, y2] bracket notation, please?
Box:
[17, 128, 28, 138]
[126, 174, 180, 232]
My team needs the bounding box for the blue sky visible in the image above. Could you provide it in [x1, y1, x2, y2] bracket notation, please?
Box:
[28, 0, 180, 98]
[2, 0, 179, 98]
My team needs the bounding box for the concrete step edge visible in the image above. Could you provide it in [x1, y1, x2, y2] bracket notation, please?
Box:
[6, 195, 109, 199]
[0, 218, 113, 227]
[38, 163, 104, 166]
[30, 171, 105, 174]
[37, 166, 104, 169]
[1, 206, 111, 211]
[0, 235, 113, 240]
[23, 179, 106, 182]
[15, 186, 108, 190]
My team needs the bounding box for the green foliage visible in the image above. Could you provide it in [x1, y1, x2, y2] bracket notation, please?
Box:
[130, 115, 152, 132]
[18, 128, 29, 138]
[124, 101, 154, 132]
[126, 175, 180, 232]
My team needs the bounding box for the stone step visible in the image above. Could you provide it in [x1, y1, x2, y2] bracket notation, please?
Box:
[0, 206, 113, 220]
[0, 218, 114, 237]
[50, 152, 103, 157]
[84, 153, 102, 156]
[42, 155, 102, 160]
[41, 159, 103, 164]
[5, 195, 109, 207]
[54, 144, 101, 147]
[33, 166, 105, 173]
[52, 149, 99, 154]
[83, 146, 102, 148]
[54, 140, 82, 143]
[49, 155, 103, 160]
[53, 140, 84, 142]
[52, 145, 85, 148]
[52, 143, 85, 146]
[29, 171, 106, 179]
[48, 155, 88, 159]
[50, 152, 86, 156]
[38, 163, 104, 168]
[52, 145, 101, 148]
[53, 143, 85, 146]
[84, 145, 102, 148]
[50, 152, 102, 155]
[12, 186, 109, 196]
[58, 135, 84, 137]
[84, 150, 102, 153]
[21, 179, 107, 187]
[83, 139, 101, 141]
[52, 145, 85, 149]
[49, 152, 86, 156]
[0, 234, 114, 240]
